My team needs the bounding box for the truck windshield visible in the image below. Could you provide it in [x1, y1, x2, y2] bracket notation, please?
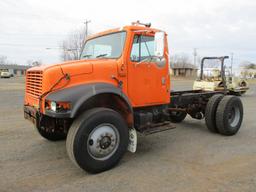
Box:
[80, 32, 126, 59]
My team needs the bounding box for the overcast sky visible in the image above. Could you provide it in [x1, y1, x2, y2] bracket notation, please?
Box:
[0, 0, 256, 68]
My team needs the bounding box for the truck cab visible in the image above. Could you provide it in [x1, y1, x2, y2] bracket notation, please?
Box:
[24, 22, 243, 173]
[25, 23, 170, 114]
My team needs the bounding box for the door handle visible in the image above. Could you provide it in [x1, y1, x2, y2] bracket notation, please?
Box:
[161, 77, 166, 85]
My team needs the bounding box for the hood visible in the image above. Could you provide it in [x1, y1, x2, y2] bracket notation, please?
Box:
[28, 59, 118, 77]
[28, 60, 93, 76]
[59, 60, 93, 76]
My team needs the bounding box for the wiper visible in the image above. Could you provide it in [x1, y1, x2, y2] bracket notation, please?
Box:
[96, 54, 108, 58]
[82, 54, 92, 58]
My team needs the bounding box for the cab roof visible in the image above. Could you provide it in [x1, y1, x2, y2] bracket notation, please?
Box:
[86, 25, 161, 40]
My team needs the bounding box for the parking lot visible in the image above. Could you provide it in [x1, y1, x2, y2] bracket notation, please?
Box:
[1, 76, 256, 192]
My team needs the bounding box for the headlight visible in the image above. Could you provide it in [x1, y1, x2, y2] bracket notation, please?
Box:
[45, 100, 71, 112]
[50, 101, 57, 112]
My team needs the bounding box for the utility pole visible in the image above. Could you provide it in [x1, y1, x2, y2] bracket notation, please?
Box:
[193, 48, 197, 67]
[84, 19, 91, 39]
[231, 52, 234, 75]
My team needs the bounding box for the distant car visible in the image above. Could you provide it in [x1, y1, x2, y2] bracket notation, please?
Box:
[0, 71, 12, 78]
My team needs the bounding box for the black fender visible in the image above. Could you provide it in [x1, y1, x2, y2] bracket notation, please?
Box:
[45, 83, 133, 118]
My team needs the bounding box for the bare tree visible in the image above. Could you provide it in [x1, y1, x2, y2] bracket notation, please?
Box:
[240, 61, 252, 68]
[60, 28, 87, 61]
[242, 62, 256, 69]
[170, 53, 192, 68]
[0, 55, 8, 65]
[27, 60, 42, 66]
[240, 61, 256, 78]
[26, 60, 33, 66]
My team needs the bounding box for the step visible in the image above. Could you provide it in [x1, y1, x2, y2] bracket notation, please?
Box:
[140, 122, 176, 136]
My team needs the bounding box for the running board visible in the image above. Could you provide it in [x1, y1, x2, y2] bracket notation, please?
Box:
[140, 122, 176, 136]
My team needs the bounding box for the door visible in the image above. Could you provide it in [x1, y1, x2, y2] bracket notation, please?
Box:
[127, 34, 169, 107]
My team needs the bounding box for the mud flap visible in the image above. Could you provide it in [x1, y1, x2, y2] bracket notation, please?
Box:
[127, 128, 137, 153]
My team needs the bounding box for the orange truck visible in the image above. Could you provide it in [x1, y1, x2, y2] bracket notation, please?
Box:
[24, 21, 244, 173]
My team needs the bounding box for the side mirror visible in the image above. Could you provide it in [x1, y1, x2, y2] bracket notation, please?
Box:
[154, 32, 165, 57]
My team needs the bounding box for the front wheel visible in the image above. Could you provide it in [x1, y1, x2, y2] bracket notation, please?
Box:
[66, 108, 129, 173]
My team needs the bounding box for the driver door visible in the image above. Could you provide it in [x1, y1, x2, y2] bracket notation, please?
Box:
[127, 34, 169, 107]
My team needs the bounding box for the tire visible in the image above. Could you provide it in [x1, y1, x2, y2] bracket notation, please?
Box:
[37, 126, 67, 141]
[231, 91, 246, 96]
[169, 111, 187, 123]
[66, 108, 129, 173]
[205, 94, 224, 133]
[233, 92, 242, 96]
[216, 96, 243, 136]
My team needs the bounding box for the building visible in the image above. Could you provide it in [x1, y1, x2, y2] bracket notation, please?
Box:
[240, 68, 256, 78]
[0, 64, 30, 76]
[170, 63, 198, 77]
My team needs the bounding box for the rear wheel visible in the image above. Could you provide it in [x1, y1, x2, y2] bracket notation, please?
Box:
[205, 94, 224, 133]
[66, 108, 129, 173]
[231, 91, 246, 96]
[169, 111, 187, 123]
[216, 96, 243, 136]
[233, 92, 242, 96]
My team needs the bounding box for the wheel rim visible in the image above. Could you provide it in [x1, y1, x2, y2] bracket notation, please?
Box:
[87, 123, 120, 161]
[228, 105, 240, 127]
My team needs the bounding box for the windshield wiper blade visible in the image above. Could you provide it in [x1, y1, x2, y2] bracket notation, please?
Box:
[82, 54, 92, 58]
[96, 54, 108, 58]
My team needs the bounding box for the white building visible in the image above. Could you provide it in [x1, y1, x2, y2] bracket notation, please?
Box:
[0, 64, 30, 76]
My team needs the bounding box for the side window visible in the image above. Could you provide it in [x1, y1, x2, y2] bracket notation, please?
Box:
[130, 35, 154, 62]
[130, 35, 140, 62]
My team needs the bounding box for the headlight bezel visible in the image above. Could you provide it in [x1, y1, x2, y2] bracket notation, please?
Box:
[45, 100, 71, 113]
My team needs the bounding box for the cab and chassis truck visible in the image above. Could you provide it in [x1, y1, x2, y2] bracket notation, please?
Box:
[24, 22, 244, 173]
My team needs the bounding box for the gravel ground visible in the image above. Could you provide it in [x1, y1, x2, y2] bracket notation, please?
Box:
[0, 76, 256, 192]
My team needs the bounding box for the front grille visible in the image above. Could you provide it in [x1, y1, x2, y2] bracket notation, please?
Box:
[26, 71, 43, 97]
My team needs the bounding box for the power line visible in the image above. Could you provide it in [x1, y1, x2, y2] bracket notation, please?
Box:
[0, 33, 68, 37]
[0, 43, 58, 47]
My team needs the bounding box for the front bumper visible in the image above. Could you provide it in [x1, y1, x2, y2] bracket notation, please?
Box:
[24, 105, 39, 125]
[24, 105, 72, 125]
[45, 109, 71, 118]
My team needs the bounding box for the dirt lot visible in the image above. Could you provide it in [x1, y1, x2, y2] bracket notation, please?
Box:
[1, 77, 256, 192]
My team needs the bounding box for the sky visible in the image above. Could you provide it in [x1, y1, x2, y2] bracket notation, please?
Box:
[0, 0, 256, 69]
